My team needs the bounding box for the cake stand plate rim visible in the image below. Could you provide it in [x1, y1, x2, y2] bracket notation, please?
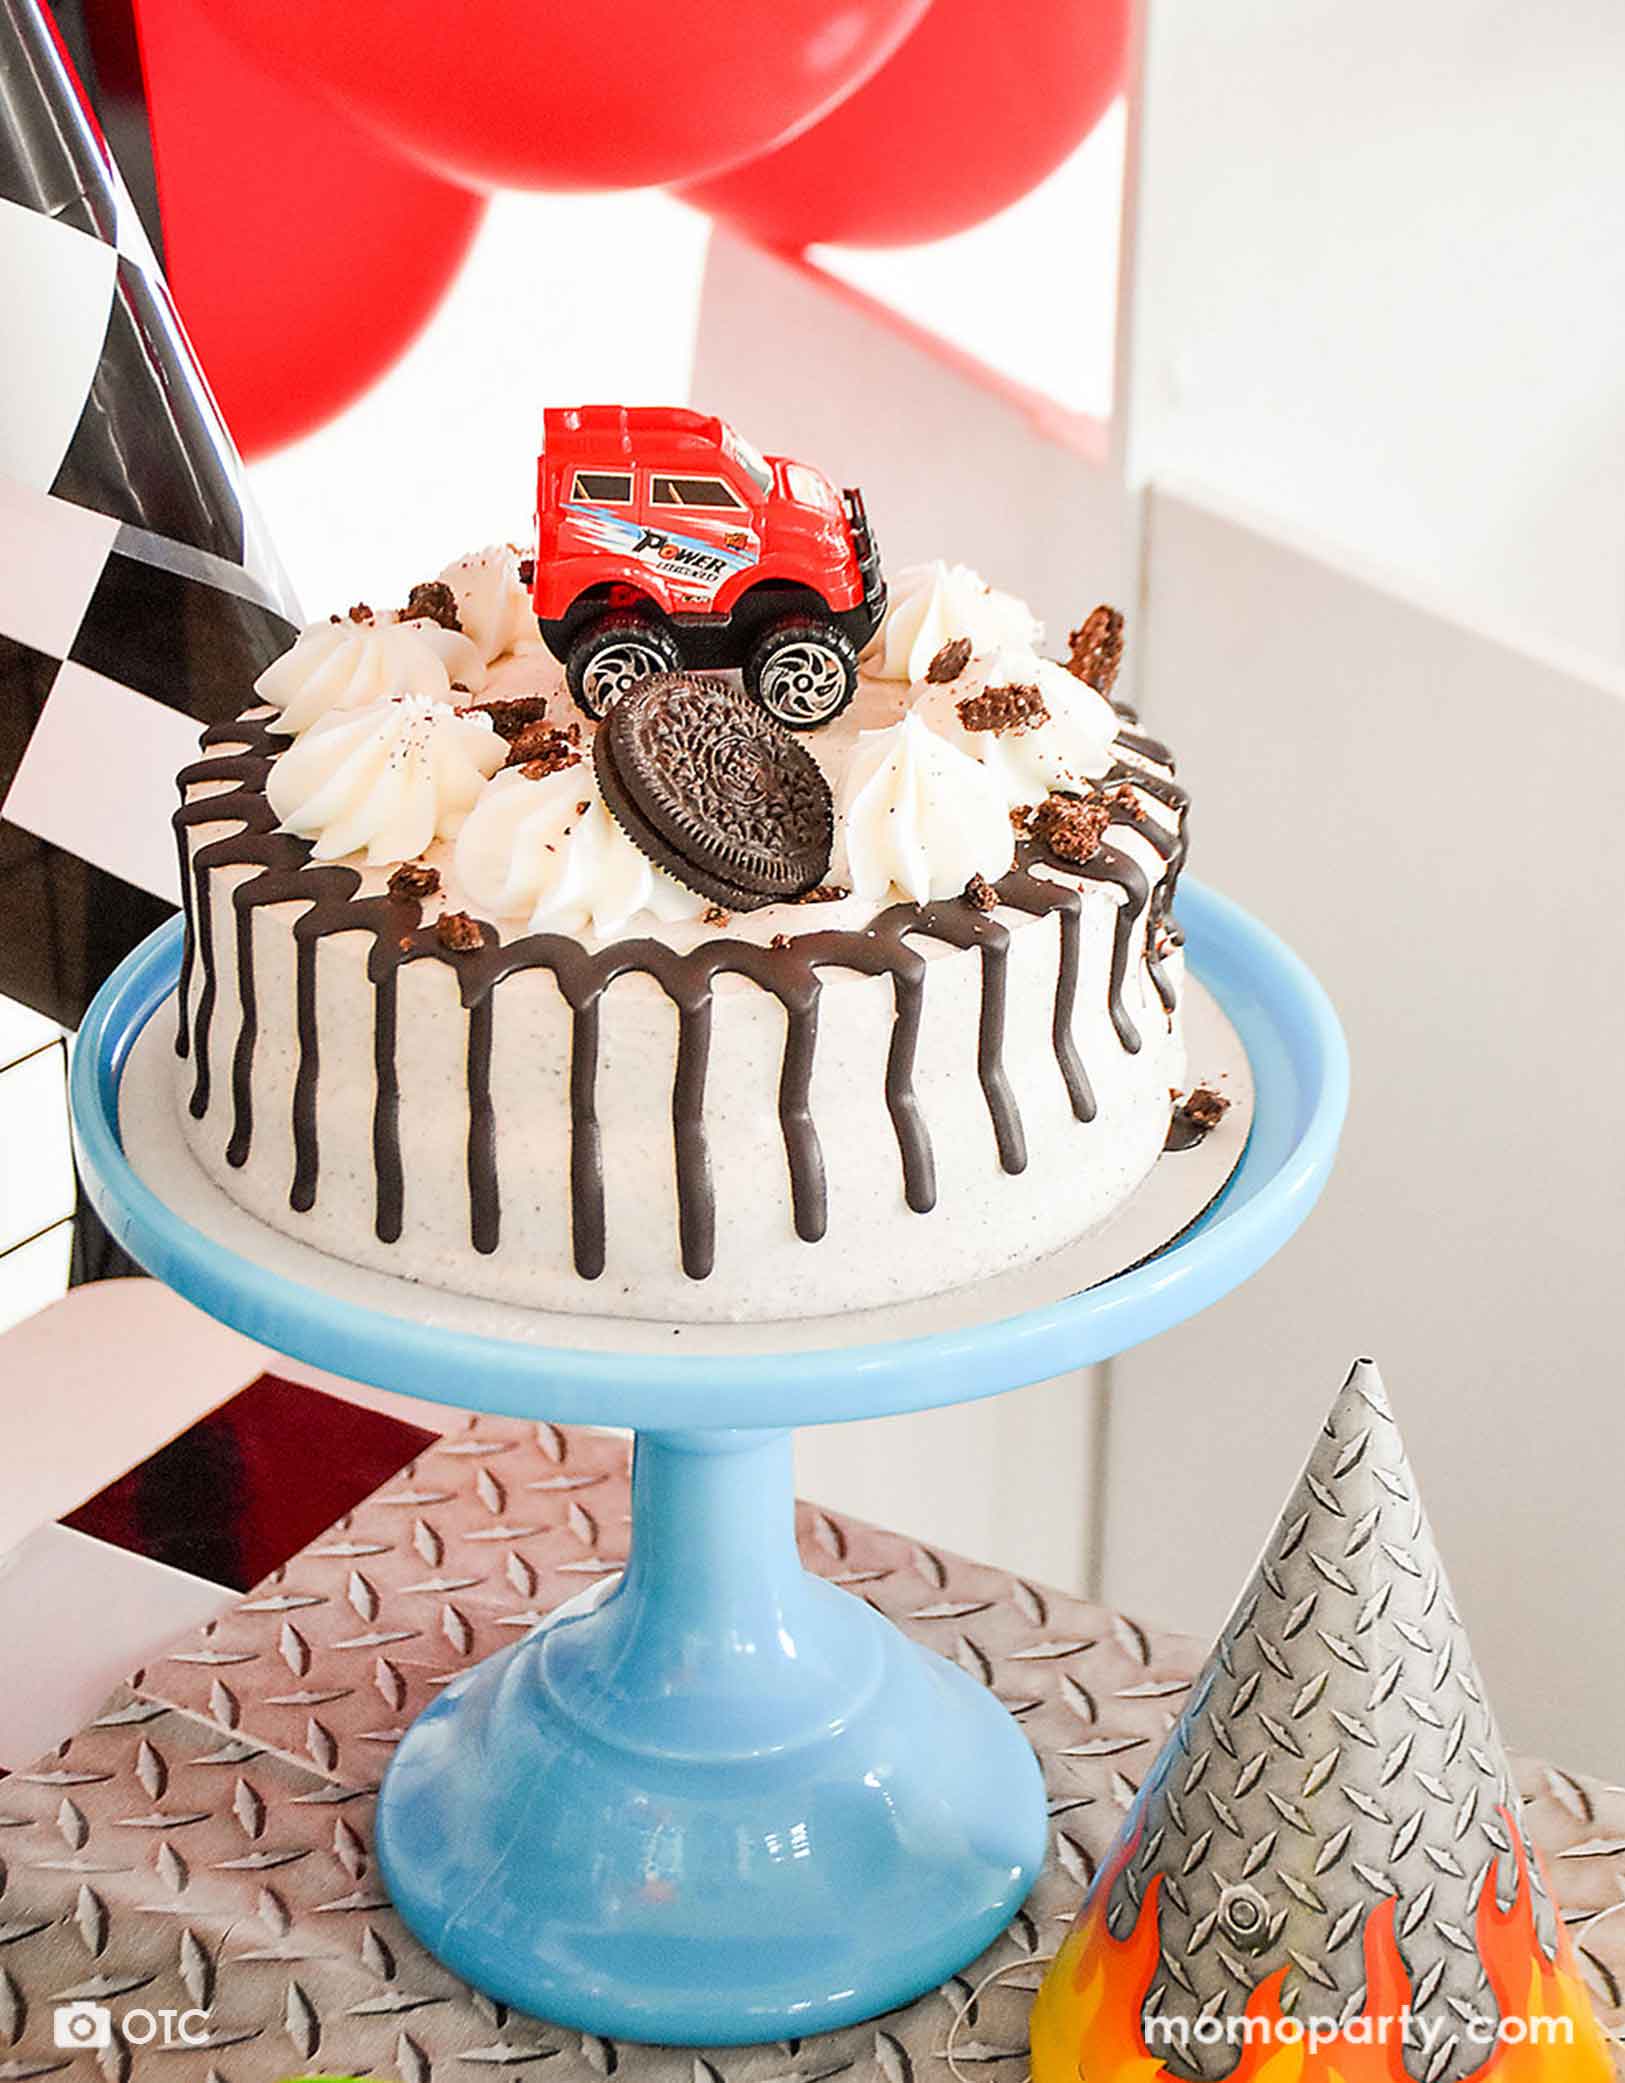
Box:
[70, 878, 1347, 1425]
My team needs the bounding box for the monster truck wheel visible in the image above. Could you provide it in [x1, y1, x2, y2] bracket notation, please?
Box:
[745, 616, 858, 730]
[567, 614, 683, 720]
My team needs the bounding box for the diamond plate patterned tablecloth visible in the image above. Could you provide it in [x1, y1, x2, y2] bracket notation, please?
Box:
[2, 1417, 1622, 2081]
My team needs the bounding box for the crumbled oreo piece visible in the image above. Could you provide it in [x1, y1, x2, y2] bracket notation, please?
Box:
[796, 883, 850, 904]
[347, 602, 374, 624]
[703, 904, 731, 928]
[1033, 791, 1111, 864]
[388, 861, 441, 900]
[1066, 603, 1124, 692]
[1180, 1085, 1230, 1132]
[506, 721, 581, 775]
[957, 682, 1049, 735]
[1108, 782, 1147, 821]
[404, 579, 461, 631]
[464, 695, 553, 742]
[1166, 1087, 1229, 1156]
[925, 637, 973, 684]
[517, 555, 536, 587]
[435, 910, 484, 952]
[770, 932, 791, 950]
[1010, 803, 1037, 836]
[964, 873, 1000, 912]
[595, 673, 834, 912]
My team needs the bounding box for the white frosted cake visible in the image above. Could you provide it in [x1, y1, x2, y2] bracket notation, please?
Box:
[172, 548, 1196, 1323]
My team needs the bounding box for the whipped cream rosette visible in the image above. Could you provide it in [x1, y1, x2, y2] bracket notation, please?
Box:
[438, 544, 539, 665]
[455, 762, 707, 940]
[867, 560, 1041, 683]
[834, 711, 1015, 904]
[266, 694, 503, 863]
[911, 642, 1119, 807]
[256, 612, 486, 735]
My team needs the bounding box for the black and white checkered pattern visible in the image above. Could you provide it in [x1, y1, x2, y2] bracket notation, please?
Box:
[0, 0, 300, 1029]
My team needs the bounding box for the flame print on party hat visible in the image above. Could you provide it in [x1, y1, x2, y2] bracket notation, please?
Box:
[1029, 1360, 1614, 2083]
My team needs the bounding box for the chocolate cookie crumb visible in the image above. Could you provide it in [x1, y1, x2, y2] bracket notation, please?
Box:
[1180, 1085, 1230, 1132]
[507, 721, 581, 775]
[347, 602, 373, 624]
[576, 800, 590, 816]
[1010, 803, 1037, 836]
[1033, 790, 1111, 864]
[404, 579, 461, 632]
[517, 555, 536, 587]
[770, 932, 791, 950]
[957, 682, 1049, 734]
[925, 637, 973, 684]
[463, 694, 552, 741]
[388, 861, 440, 900]
[1108, 782, 1147, 821]
[796, 883, 849, 904]
[963, 872, 999, 913]
[1066, 603, 1124, 692]
[435, 910, 484, 952]
[703, 904, 731, 927]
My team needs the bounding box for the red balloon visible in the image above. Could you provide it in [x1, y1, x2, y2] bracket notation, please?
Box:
[681, 0, 1129, 249]
[188, 0, 934, 195]
[132, 0, 485, 458]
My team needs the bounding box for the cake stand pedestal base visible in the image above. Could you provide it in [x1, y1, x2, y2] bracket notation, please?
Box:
[374, 1426, 1045, 2045]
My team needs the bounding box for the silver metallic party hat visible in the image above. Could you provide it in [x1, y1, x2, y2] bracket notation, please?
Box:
[1100, 1359, 1557, 2083]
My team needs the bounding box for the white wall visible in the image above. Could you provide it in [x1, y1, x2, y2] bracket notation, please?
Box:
[1106, 489, 1625, 1774]
[1122, 0, 1625, 677]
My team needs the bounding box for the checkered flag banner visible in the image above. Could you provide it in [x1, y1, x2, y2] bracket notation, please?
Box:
[0, 0, 301, 1028]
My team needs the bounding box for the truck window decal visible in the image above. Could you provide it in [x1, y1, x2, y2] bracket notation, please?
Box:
[570, 470, 634, 503]
[649, 475, 745, 511]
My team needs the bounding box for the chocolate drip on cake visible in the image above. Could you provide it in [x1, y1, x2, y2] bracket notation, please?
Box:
[897, 903, 1026, 1176]
[174, 709, 1188, 1281]
[1069, 840, 1151, 1053]
[998, 871, 1094, 1124]
[293, 931, 323, 1211]
[465, 991, 500, 1256]
[1108, 747, 1190, 1016]
[568, 999, 605, 1276]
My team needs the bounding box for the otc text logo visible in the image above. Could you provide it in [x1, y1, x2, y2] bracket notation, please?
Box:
[53, 2000, 210, 2050]
[52, 1997, 369, 2078]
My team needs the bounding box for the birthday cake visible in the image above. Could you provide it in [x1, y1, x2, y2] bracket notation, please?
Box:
[171, 412, 1196, 1322]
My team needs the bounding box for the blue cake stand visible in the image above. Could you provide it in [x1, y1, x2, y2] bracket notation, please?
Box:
[71, 881, 1346, 2048]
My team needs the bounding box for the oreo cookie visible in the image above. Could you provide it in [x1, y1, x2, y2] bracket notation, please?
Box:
[594, 674, 833, 912]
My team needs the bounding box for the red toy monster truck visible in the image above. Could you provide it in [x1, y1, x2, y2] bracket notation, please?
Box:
[532, 405, 885, 729]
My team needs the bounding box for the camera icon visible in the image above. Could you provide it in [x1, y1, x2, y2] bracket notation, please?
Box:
[54, 2000, 113, 2049]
